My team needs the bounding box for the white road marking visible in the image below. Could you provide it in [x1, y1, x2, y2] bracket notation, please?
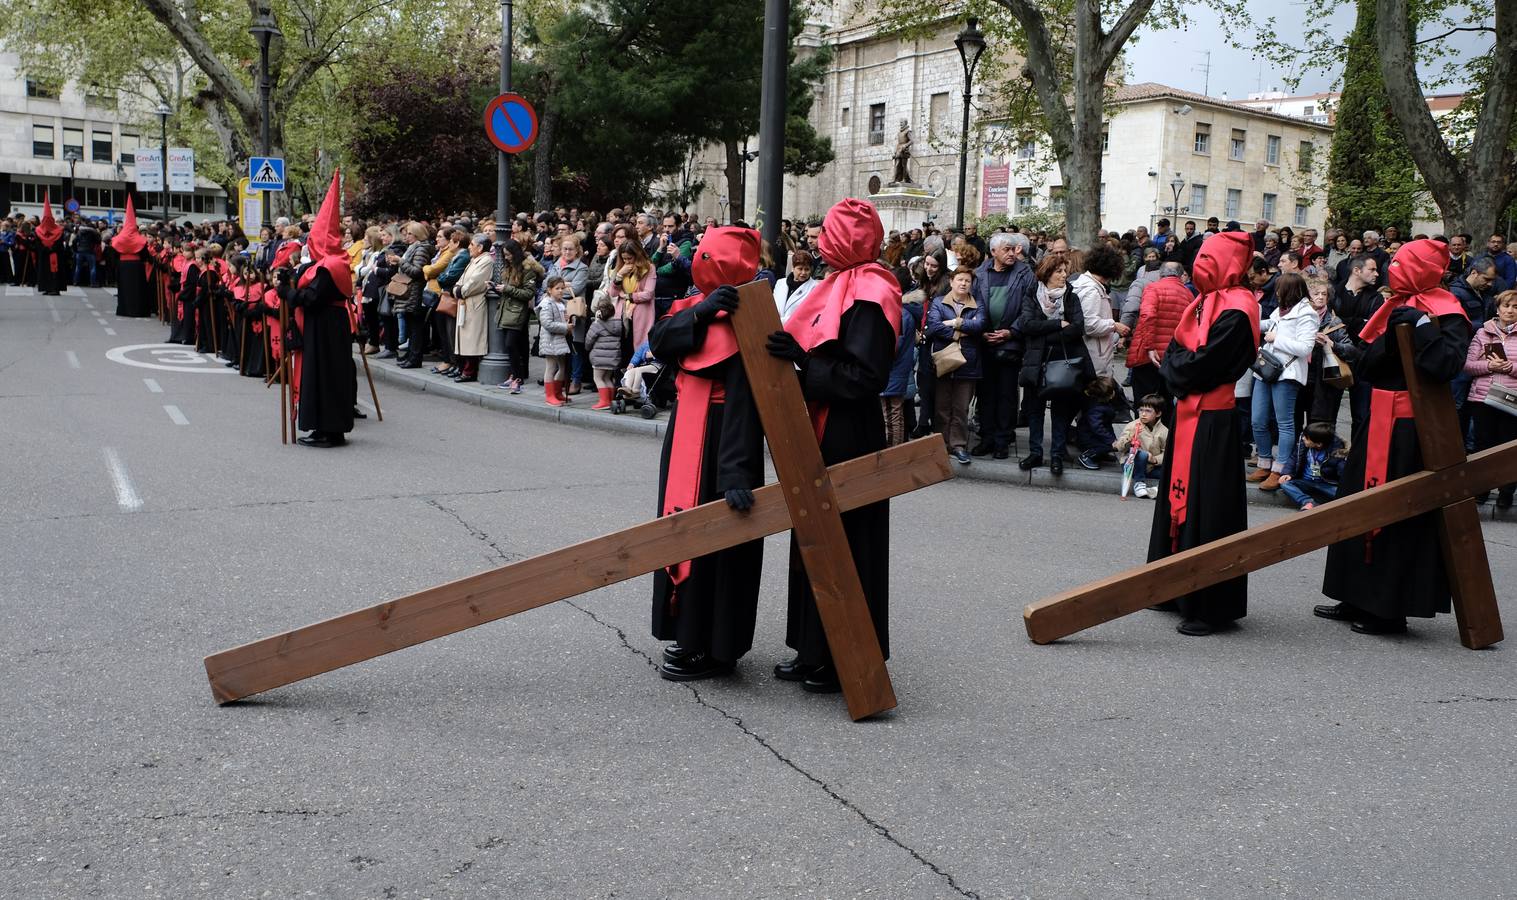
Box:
[143, 378, 163, 393]
[92, 312, 106, 320]
[51, 308, 62, 322]
[65, 286, 84, 296]
[105, 343, 236, 374]
[103, 327, 117, 335]
[163, 404, 189, 425]
[66, 351, 80, 369]
[7, 286, 36, 296]
[103, 448, 143, 512]
[83, 300, 94, 309]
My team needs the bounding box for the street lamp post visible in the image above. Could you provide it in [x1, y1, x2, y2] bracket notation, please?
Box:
[479, 0, 514, 387]
[156, 103, 171, 229]
[64, 149, 80, 208]
[953, 18, 986, 232]
[754, 0, 788, 248]
[249, 6, 281, 233]
[1168, 174, 1186, 222]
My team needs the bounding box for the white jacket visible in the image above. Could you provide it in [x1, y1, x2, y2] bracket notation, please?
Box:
[1070, 272, 1117, 376]
[774, 277, 817, 324]
[1259, 299, 1318, 386]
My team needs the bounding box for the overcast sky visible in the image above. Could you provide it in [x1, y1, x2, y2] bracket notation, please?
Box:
[1125, 4, 1491, 99]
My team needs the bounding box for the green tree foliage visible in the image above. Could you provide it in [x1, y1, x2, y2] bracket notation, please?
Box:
[1327, 0, 1422, 233]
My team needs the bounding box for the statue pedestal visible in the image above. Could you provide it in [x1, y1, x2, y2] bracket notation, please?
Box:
[868, 183, 938, 234]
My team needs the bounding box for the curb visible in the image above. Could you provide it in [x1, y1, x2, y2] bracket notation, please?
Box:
[358, 353, 1295, 508]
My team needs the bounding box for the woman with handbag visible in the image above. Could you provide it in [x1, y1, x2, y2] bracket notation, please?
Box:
[909, 248, 950, 439]
[607, 238, 656, 350]
[926, 267, 986, 464]
[1248, 272, 1318, 491]
[427, 228, 469, 376]
[1463, 290, 1517, 506]
[1295, 276, 1361, 434]
[450, 234, 494, 383]
[1017, 252, 1093, 475]
[370, 226, 406, 358]
[390, 222, 434, 369]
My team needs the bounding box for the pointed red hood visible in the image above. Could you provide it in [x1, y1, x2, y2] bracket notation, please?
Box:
[1359, 238, 1467, 343]
[113, 195, 147, 256]
[784, 198, 902, 351]
[668, 226, 761, 370]
[298, 169, 353, 296]
[36, 194, 62, 248]
[1174, 231, 1260, 351]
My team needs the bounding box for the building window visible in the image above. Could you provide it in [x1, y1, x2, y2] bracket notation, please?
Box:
[120, 133, 140, 165]
[1049, 185, 1066, 213]
[1230, 129, 1246, 161]
[1298, 140, 1314, 173]
[1225, 188, 1241, 219]
[25, 78, 59, 99]
[1294, 202, 1309, 227]
[1262, 193, 1277, 221]
[928, 92, 949, 141]
[840, 107, 849, 127]
[1193, 124, 1211, 154]
[92, 130, 113, 163]
[1101, 128, 1110, 153]
[1266, 135, 1281, 166]
[1099, 182, 1106, 211]
[868, 103, 885, 145]
[62, 127, 84, 160]
[1303, 104, 1315, 117]
[1016, 141, 1035, 160]
[1190, 184, 1207, 212]
[1015, 188, 1033, 214]
[33, 124, 55, 158]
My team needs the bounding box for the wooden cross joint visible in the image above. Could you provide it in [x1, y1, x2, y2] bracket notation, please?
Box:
[205, 280, 950, 721]
[1025, 324, 1508, 650]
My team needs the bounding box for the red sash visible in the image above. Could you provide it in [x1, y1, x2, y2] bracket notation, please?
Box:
[1167, 386, 1236, 550]
[660, 371, 726, 611]
[1361, 388, 1414, 560]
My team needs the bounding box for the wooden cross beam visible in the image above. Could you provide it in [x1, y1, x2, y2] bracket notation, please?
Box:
[1025, 324, 1509, 648]
[205, 281, 949, 720]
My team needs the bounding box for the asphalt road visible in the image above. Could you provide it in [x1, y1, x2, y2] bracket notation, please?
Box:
[4, 285, 1517, 899]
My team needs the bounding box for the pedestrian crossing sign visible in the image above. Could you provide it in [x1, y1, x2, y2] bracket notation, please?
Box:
[248, 156, 285, 191]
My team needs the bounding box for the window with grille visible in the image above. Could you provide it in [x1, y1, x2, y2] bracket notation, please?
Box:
[869, 104, 885, 145]
[1266, 135, 1281, 166]
[1193, 124, 1211, 154]
[1225, 189, 1241, 219]
[1230, 129, 1246, 161]
[1190, 184, 1207, 212]
[1262, 193, 1277, 221]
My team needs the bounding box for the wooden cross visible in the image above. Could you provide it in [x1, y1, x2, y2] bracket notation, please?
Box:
[1025, 324, 1510, 649]
[205, 281, 950, 720]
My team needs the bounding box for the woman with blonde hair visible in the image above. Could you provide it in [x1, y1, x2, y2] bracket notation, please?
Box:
[607, 236, 656, 348]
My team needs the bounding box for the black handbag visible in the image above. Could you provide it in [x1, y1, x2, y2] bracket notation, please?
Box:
[1252, 346, 1286, 383]
[1039, 339, 1084, 401]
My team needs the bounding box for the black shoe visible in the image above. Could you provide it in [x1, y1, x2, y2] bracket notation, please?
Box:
[658, 652, 734, 681]
[773, 657, 820, 682]
[1077, 451, 1101, 470]
[909, 425, 932, 440]
[1313, 602, 1356, 622]
[1351, 616, 1407, 635]
[456, 375, 478, 383]
[993, 448, 1010, 460]
[801, 665, 842, 693]
[1019, 453, 1043, 471]
[397, 361, 421, 369]
[1177, 618, 1215, 636]
[663, 644, 698, 665]
[1499, 489, 1514, 509]
[1050, 457, 1063, 476]
[353, 408, 368, 420]
[297, 433, 335, 448]
[969, 443, 994, 457]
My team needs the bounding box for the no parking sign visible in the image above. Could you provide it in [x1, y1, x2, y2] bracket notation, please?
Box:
[482, 93, 539, 154]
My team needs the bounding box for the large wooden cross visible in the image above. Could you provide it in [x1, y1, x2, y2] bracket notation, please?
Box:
[1025, 324, 1511, 649]
[205, 281, 950, 720]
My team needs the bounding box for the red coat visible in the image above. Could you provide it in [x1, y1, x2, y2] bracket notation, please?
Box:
[1128, 276, 1195, 366]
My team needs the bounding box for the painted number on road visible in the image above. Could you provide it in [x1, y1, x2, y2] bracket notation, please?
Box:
[106, 343, 236, 374]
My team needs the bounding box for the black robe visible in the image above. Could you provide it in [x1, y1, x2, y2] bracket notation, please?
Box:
[194, 269, 221, 353]
[169, 264, 199, 345]
[1322, 312, 1471, 619]
[232, 291, 268, 378]
[1147, 308, 1256, 625]
[115, 259, 149, 317]
[284, 265, 357, 436]
[786, 301, 896, 665]
[648, 307, 766, 663]
[35, 241, 65, 295]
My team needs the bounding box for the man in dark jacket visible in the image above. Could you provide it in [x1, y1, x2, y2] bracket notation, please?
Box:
[1175, 220, 1204, 273]
[970, 232, 1035, 458]
[1449, 256, 1497, 322]
[1332, 254, 1381, 436]
[73, 222, 101, 287]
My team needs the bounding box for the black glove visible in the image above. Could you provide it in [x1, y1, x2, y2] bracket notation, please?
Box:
[766, 330, 806, 364]
[724, 488, 754, 511]
[1388, 304, 1429, 328]
[694, 285, 739, 323]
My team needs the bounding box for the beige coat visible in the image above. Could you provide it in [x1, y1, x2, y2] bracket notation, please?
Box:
[453, 252, 493, 357]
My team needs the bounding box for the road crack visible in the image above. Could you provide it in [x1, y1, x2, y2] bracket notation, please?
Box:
[422, 497, 523, 563]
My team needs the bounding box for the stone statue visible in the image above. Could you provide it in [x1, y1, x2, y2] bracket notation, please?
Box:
[891, 121, 913, 185]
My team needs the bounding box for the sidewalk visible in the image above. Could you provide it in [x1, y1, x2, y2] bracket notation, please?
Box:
[358, 352, 1298, 508]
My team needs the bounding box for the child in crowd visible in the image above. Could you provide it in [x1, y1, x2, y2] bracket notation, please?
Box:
[584, 295, 625, 410]
[537, 274, 572, 406]
[1279, 421, 1345, 511]
[622, 340, 661, 402]
[1077, 375, 1121, 469]
[1113, 393, 1169, 498]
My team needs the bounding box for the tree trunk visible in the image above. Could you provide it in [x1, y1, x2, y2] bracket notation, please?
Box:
[533, 104, 560, 212]
[1377, 0, 1517, 238]
[724, 139, 745, 223]
[1062, 42, 1107, 247]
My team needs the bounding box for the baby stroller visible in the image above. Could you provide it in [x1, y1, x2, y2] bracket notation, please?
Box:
[611, 358, 674, 418]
